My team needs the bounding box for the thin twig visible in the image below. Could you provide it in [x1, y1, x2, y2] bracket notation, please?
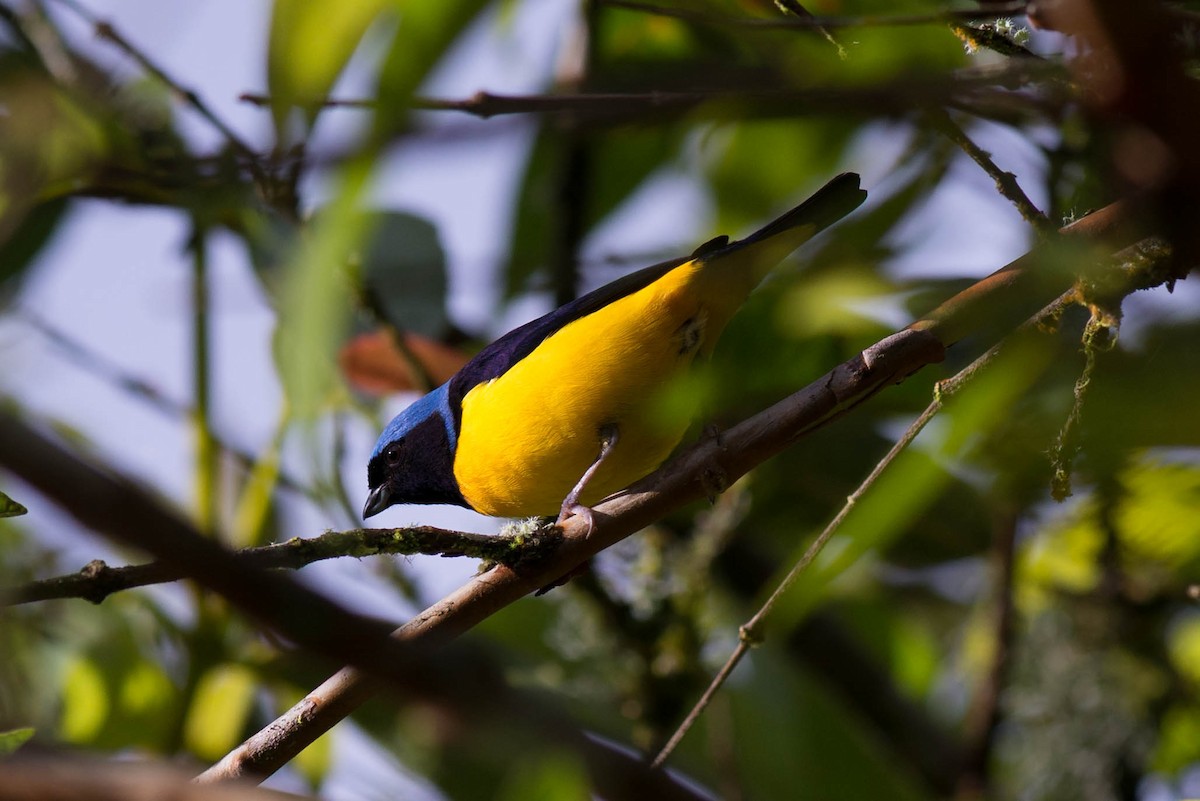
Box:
[929, 108, 1052, 231]
[239, 93, 372, 110]
[601, 0, 1030, 30]
[774, 0, 845, 58]
[238, 63, 1067, 124]
[46, 0, 269, 186]
[3, 525, 561, 606]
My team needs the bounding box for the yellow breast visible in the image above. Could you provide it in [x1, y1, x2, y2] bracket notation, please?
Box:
[453, 258, 737, 517]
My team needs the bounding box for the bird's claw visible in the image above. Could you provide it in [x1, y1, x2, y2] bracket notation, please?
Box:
[556, 502, 596, 537]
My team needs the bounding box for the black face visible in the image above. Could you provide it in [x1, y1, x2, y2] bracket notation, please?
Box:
[363, 413, 466, 519]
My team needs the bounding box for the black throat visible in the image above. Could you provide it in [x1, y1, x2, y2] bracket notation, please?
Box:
[372, 412, 466, 508]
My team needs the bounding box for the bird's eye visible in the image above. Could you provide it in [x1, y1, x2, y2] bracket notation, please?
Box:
[384, 443, 402, 466]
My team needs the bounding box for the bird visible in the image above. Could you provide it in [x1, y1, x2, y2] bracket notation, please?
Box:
[363, 173, 867, 531]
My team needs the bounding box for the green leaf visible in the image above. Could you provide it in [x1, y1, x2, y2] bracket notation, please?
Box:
[728, 647, 929, 801]
[0, 198, 69, 295]
[275, 158, 375, 420]
[0, 727, 34, 756]
[1154, 704, 1200, 773]
[117, 660, 174, 744]
[496, 753, 590, 801]
[0, 491, 27, 518]
[374, 0, 492, 133]
[268, 0, 390, 139]
[184, 664, 258, 761]
[361, 211, 447, 336]
[59, 656, 109, 743]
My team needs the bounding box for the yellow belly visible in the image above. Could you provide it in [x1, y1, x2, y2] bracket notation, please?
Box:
[453, 260, 727, 517]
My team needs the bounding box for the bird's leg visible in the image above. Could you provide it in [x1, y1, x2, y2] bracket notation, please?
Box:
[557, 423, 619, 536]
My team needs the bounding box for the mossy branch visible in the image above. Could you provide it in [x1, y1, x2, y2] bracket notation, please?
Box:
[4, 524, 562, 606]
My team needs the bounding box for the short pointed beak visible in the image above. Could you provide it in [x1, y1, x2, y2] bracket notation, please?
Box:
[362, 485, 393, 519]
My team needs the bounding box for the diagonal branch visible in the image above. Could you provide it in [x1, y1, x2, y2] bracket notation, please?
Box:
[197, 195, 1181, 785]
[928, 108, 1053, 232]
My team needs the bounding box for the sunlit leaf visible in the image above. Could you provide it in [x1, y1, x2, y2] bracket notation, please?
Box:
[1153, 704, 1200, 773]
[184, 664, 258, 760]
[0, 491, 27, 518]
[118, 660, 174, 744]
[58, 657, 108, 743]
[1169, 615, 1200, 689]
[1117, 459, 1200, 567]
[275, 159, 375, 420]
[0, 727, 33, 756]
[774, 265, 897, 338]
[496, 753, 590, 801]
[0, 199, 69, 296]
[375, 0, 491, 131]
[1021, 457, 1200, 606]
[267, 0, 390, 138]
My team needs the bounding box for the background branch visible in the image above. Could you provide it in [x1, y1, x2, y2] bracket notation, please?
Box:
[239, 65, 1067, 127]
[600, 0, 1030, 31]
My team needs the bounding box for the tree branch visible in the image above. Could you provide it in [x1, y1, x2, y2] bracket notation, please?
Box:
[2, 525, 560, 606]
[0, 756, 312, 801]
[197, 195, 1186, 784]
[238, 63, 1066, 127]
[928, 108, 1053, 232]
[0, 413, 706, 799]
[600, 0, 1030, 31]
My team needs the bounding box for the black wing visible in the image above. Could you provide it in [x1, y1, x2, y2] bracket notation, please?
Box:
[446, 253, 691, 423]
[445, 172, 865, 426]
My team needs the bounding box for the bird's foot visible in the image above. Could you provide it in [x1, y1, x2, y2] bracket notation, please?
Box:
[556, 501, 596, 537]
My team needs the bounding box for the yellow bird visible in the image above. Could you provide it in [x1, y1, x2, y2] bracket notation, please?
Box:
[363, 174, 866, 529]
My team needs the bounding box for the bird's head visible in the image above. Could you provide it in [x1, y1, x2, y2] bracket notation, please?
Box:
[363, 384, 465, 519]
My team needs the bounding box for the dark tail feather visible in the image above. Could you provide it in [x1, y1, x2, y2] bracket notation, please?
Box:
[740, 172, 867, 248]
[703, 173, 866, 289]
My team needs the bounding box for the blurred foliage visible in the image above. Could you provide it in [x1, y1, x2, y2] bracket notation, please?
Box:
[0, 491, 26, 517]
[0, 1, 1198, 800]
